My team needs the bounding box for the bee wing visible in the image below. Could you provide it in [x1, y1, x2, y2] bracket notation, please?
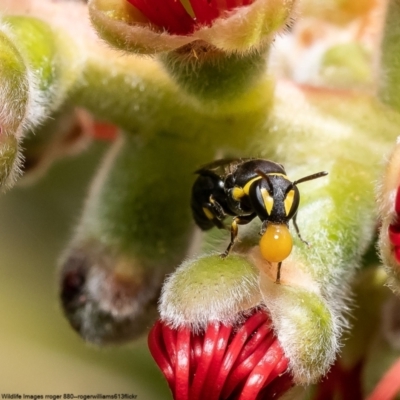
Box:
[194, 158, 248, 178]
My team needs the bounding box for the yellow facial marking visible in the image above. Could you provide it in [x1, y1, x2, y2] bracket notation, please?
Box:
[284, 189, 295, 216]
[202, 207, 214, 220]
[259, 224, 293, 263]
[260, 188, 274, 215]
[243, 176, 262, 195]
[232, 186, 245, 200]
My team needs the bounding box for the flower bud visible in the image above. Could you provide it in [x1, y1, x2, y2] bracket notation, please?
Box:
[154, 254, 295, 399]
[59, 241, 159, 344]
[89, 0, 297, 54]
[0, 13, 85, 188]
[0, 26, 28, 188]
[159, 254, 262, 331]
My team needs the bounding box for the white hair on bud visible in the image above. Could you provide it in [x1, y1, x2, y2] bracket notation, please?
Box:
[0, 2, 88, 136]
[0, 20, 46, 136]
[0, 5, 89, 188]
[159, 253, 263, 333]
[259, 270, 340, 385]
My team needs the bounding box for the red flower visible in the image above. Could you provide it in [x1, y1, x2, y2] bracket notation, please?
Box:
[388, 187, 400, 262]
[126, 0, 255, 35]
[148, 308, 293, 400]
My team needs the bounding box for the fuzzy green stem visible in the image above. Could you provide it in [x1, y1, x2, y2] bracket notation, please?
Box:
[59, 130, 215, 343]
[72, 52, 274, 131]
[75, 133, 206, 264]
[159, 45, 270, 101]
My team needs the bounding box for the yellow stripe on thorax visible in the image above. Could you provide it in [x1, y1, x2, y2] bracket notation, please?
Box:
[243, 176, 263, 195]
[231, 176, 262, 200]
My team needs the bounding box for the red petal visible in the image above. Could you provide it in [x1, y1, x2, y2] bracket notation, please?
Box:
[238, 340, 283, 400]
[190, 0, 220, 26]
[190, 322, 220, 399]
[257, 372, 294, 400]
[148, 321, 175, 392]
[388, 224, 400, 247]
[225, 0, 237, 9]
[262, 348, 289, 388]
[366, 357, 400, 400]
[175, 327, 191, 400]
[190, 333, 204, 377]
[162, 322, 177, 368]
[128, 0, 166, 29]
[235, 321, 272, 365]
[222, 333, 274, 398]
[395, 187, 400, 215]
[127, 0, 194, 34]
[203, 324, 232, 400]
[210, 312, 268, 399]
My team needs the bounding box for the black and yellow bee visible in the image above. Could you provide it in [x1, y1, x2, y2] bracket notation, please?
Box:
[190, 158, 328, 283]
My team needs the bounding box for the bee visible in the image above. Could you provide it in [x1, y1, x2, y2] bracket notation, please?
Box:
[190, 158, 328, 283]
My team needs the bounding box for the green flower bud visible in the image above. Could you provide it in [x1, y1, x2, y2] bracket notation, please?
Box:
[159, 254, 262, 331]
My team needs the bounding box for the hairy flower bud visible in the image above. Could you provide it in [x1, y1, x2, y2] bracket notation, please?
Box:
[89, 0, 297, 54]
[159, 254, 262, 331]
[59, 241, 160, 344]
[154, 254, 294, 399]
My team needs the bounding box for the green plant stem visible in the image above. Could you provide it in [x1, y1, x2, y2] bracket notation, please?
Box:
[72, 52, 274, 134]
[159, 45, 270, 101]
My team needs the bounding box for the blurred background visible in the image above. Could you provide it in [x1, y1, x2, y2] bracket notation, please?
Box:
[0, 141, 167, 396]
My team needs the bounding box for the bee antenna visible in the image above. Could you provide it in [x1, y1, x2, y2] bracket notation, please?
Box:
[255, 169, 274, 192]
[293, 171, 328, 186]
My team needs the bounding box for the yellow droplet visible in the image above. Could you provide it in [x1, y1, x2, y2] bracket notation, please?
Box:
[259, 224, 293, 263]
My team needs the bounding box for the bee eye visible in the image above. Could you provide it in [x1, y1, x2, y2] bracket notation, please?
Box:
[284, 189, 295, 216]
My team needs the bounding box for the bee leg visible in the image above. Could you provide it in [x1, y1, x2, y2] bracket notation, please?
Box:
[209, 195, 225, 219]
[221, 217, 239, 258]
[292, 213, 310, 247]
[202, 197, 226, 229]
[276, 262, 282, 284]
[221, 214, 256, 258]
[210, 196, 229, 230]
[259, 220, 268, 236]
